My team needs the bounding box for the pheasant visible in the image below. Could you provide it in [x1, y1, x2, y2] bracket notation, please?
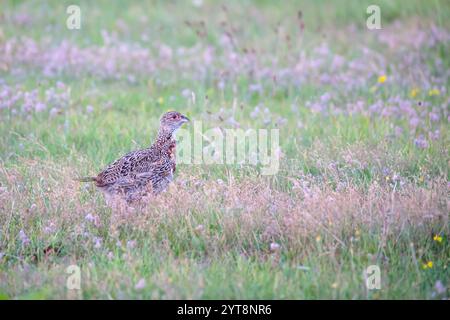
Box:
[77, 111, 189, 203]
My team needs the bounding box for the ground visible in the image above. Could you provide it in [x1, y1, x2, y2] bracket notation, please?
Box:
[0, 0, 449, 299]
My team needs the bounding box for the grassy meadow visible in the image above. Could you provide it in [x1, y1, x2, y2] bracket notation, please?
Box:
[0, 0, 449, 299]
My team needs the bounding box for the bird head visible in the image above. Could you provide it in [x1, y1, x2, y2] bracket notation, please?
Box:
[159, 111, 190, 134]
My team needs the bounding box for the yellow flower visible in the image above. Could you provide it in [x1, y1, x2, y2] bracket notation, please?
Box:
[410, 88, 419, 98]
[315, 235, 321, 242]
[378, 75, 387, 84]
[157, 97, 164, 104]
[423, 261, 433, 269]
[355, 229, 361, 236]
[385, 176, 390, 181]
[428, 88, 440, 96]
[433, 235, 443, 243]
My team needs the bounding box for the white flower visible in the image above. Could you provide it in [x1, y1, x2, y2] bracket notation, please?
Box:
[19, 229, 30, 246]
[270, 242, 281, 252]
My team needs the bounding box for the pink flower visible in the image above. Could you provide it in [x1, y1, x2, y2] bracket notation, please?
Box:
[85, 213, 95, 222]
[93, 237, 102, 249]
[34, 102, 46, 112]
[414, 136, 429, 149]
[270, 242, 281, 252]
[19, 229, 30, 246]
[126, 240, 136, 250]
[134, 278, 146, 290]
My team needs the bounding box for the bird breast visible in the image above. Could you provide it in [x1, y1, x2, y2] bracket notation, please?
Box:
[168, 142, 176, 172]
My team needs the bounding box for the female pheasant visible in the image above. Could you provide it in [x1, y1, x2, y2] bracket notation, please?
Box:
[78, 111, 189, 203]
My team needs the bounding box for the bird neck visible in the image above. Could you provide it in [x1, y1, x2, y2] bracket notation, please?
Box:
[156, 127, 175, 145]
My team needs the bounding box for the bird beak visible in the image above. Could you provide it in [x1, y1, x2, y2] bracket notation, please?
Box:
[181, 114, 190, 123]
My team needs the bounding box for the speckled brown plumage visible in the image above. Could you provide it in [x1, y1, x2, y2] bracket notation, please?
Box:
[78, 111, 189, 202]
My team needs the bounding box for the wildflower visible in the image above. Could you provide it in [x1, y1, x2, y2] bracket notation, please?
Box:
[414, 136, 429, 149]
[86, 105, 94, 113]
[159, 44, 173, 60]
[409, 117, 420, 128]
[410, 88, 419, 98]
[157, 97, 164, 104]
[429, 113, 440, 122]
[19, 229, 30, 246]
[34, 102, 46, 112]
[250, 106, 260, 119]
[377, 75, 387, 84]
[126, 240, 137, 250]
[434, 280, 446, 295]
[433, 235, 443, 243]
[194, 224, 205, 233]
[320, 92, 332, 103]
[270, 242, 281, 252]
[331, 282, 339, 289]
[315, 235, 321, 242]
[93, 237, 102, 249]
[56, 81, 65, 89]
[181, 89, 192, 98]
[422, 261, 433, 269]
[49, 108, 59, 118]
[85, 213, 95, 222]
[135, 278, 146, 290]
[428, 88, 440, 96]
[297, 265, 310, 271]
[394, 127, 403, 137]
[249, 83, 263, 94]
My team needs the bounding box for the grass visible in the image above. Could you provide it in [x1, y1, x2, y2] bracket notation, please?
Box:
[0, 0, 449, 299]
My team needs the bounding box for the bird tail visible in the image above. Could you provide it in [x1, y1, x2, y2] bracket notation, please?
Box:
[74, 176, 97, 183]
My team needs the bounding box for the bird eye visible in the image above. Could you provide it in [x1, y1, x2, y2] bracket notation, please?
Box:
[172, 115, 177, 119]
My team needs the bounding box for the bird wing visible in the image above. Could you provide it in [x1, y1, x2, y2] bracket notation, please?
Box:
[94, 148, 161, 187]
